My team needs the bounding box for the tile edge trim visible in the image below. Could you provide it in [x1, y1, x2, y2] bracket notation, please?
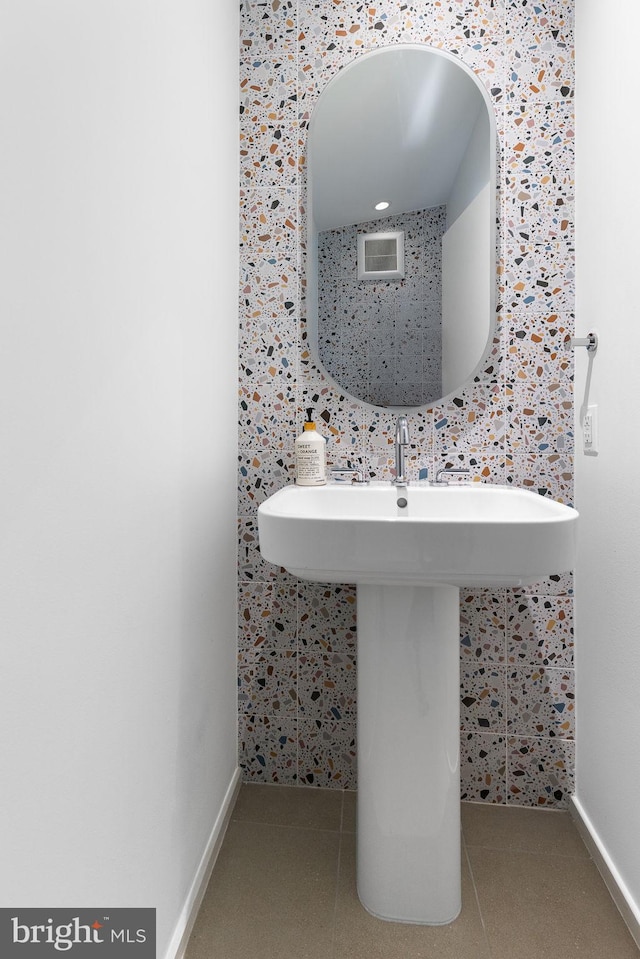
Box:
[570, 794, 640, 950]
[167, 765, 242, 959]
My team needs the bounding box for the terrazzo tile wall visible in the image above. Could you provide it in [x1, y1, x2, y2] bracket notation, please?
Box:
[318, 206, 446, 406]
[238, 0, 575, 806]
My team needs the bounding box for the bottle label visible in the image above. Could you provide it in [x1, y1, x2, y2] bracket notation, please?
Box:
[296, 442, 325, 484]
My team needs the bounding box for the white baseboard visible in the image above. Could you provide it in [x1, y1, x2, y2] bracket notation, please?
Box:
[570, 795, 640, 950]
[165, 766, 242, 959]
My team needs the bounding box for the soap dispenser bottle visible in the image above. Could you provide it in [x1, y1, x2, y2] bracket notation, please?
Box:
[295, 408, 327, 486]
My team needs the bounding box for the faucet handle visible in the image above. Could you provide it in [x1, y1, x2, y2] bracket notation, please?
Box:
[433, 467, 470, 485]
[330, 466, 369, 485]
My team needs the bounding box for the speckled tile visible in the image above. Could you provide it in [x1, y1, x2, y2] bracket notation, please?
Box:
[505, 49, 574, 103]
[238, 582, 298, 650]
[238, 0, 576, 797]
[505, 451, 573, 503]
[240, 56, 299, 186]
[461, 732, 507, 804]
[503, 169, 574, 246]
[297, 641, 357, 721]
[325, 451, 374, 482]
[238, 380, 297, 451]
[505, 312, 574, 452]
[507, 734, 574, 807]
[298, 385, 364, 450]
[434, 386, 506, 452]
[501, 108, 575, 307]
[505, 102, 575, 180]
[239, 350, 298, 398]
[240, 187, 298, 256]
[507, 593, 574, 667]
[297, 718, 357, 788]
[239, 264, 298, 333]
[239, 515, 294, 583]
[505, 0, 574, 55]
[414, 0, 504, 47]
[507, 666, 574, 739]
[238, 647, 298, 716]
[363, 407, 433, 453]
[298, 2, 366, 61]
[504, 310, 574, 355]
[460, 590, 507, 665]
[505, 0, 574, 103]
[505, 0, 575, 109]
[298, 582, 357, 640]
[501, 237, 575, 313]
[239, 299, 298, 375]
[240, 0, 297, 57]
[359, 451, 395, 484]
[307, 0, 504, 51]
[434, 451, 507, 485]
[461, 666, 507, 732]
[239, 714, 299, 784]
[237, 450, 294, 514]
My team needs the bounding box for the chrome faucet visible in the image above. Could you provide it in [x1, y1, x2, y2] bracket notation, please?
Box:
[433, 467, 470, 485]
[330, 466, 369, 485]
[392, 415, 410, 485]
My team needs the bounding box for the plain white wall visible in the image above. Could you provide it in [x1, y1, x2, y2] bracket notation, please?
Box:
[0, 2, 239, 957]
[575, 0, 640, 923]
[442, 183, 491, 395]
[445, 107, 490, 229]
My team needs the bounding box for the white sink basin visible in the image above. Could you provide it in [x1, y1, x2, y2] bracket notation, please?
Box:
[258, 480, 578, 924]
[258, 481, 578, 587]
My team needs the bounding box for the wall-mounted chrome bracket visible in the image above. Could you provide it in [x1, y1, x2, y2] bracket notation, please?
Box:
[564, 332, 598, 353]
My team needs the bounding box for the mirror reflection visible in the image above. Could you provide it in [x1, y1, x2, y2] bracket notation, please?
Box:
[307, 45, 497, 409]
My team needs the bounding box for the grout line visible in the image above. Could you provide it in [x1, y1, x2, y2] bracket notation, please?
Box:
[230, 815, 342, 835]
[463, 837, 495, 959]
[329, 791, 346, 959]
[295, 584, 300, 784]
[463, 841, 591, 859]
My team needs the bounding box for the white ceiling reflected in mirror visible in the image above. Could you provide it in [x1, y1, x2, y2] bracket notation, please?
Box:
[307, 45, 497, 409]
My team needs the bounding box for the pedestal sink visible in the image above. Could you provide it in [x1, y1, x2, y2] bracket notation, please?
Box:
[257, 482, 578, 924]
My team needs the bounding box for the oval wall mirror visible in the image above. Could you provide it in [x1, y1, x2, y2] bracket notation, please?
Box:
[307, 45, 497, 409]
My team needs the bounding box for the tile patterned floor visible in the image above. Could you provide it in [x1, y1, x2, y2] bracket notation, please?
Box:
[186, 784, 639, 959]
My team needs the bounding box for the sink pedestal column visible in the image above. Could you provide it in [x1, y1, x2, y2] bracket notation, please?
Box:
[356, 583, 461, 924]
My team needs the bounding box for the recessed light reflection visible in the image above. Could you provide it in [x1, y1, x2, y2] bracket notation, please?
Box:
[374, 201, 390, 211]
